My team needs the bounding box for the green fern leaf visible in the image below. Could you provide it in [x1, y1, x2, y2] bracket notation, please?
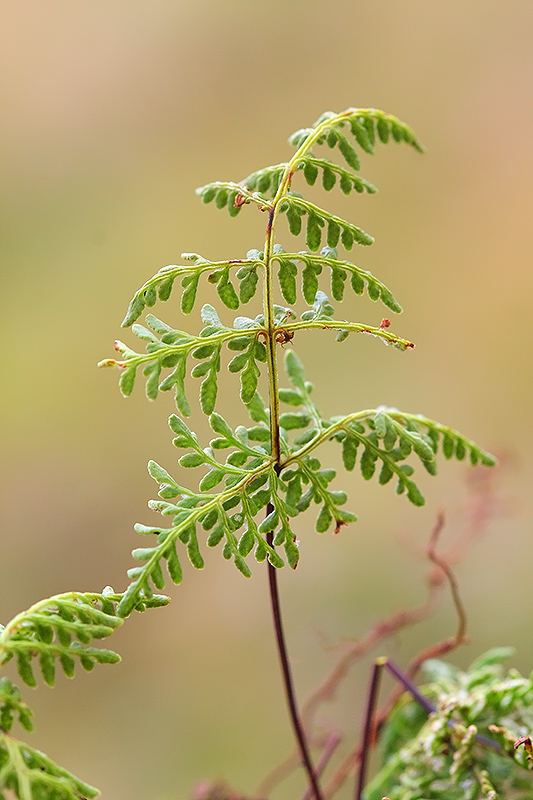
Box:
[0, 594, 125, 689]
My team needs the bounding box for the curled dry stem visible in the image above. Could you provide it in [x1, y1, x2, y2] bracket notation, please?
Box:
[322, 511, 470, 800]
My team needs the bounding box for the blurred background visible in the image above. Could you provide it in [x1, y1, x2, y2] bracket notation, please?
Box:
[1, 1, 532, 798]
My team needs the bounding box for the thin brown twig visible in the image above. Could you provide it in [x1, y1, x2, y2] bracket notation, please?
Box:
[404, 509, 468, 677]
[301, 580, 442, 729]
[323, 511, 469, 799]
[405, 464, 502, 588]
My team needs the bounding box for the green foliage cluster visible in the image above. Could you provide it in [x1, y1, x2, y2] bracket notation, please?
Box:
[0, 591, 167, 798]
[107, 257, 412, 417]
[99, 107, 494, 618]
[368, 649, 533, 800]
[2, 107, 500, 799]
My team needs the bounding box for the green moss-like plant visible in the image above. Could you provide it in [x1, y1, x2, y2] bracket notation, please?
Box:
[369, 648, 533, 800]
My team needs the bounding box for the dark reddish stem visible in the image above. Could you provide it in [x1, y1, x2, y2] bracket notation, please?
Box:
[266, 511, 324, 800]
[355, 659, 383, 800]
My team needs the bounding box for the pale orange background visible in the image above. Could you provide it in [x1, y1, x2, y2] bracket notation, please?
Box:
[1, 2, 533, 798]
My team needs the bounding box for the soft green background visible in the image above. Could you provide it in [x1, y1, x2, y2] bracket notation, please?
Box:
[1, 2, 532, 798]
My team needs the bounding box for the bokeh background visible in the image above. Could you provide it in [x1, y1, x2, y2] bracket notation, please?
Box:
[1, 1, 532, 798]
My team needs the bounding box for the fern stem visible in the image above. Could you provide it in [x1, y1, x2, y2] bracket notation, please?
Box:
[266, 520, 324, 800]
[262, 114, 344, 464]
[263, 206, 281, 463]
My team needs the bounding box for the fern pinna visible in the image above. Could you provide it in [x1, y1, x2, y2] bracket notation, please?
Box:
[100, 108, 495, 617]
[0, 591, 167, 799]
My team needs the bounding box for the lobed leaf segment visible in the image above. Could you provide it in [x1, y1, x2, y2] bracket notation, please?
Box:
[197, 108, 423, 253]
[0, 729, 99, 800]
[369, 649, 533, 800]
[116, 352, 495, 617]
[0, 591, 168, 688]
[0, 591, 168, 799]
[116, 244, 402, 330]
[99, 108, 495, 616]
[114, 109, 420, 331]
[0, 593, 123, 689]
[99, 291, 413, 418]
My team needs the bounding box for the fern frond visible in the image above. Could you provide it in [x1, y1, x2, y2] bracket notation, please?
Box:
[0, 587, 168, 799]
[106, 108, 495, 609]
[99, 306, 265, 415]
[121, 252, 264, 326]
[0, 731, 99, 800]
[118, 411, 279, 616]
[297, 157, 377, 195]
[0, 678, 33, 734]
[280, 194, 374, 250]
[288, 108, 424, 155]
[273, 246, 402, 311]
[197, 109, 422, 258]
[279, 351, 495, 521]
[286, 405, 494, 511]
[0, 593, 125, 688]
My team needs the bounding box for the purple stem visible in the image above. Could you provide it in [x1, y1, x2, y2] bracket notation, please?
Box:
[266, 513, 324, 800]
[355, 659, 383, 800]
[356, 658, 502, 800]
